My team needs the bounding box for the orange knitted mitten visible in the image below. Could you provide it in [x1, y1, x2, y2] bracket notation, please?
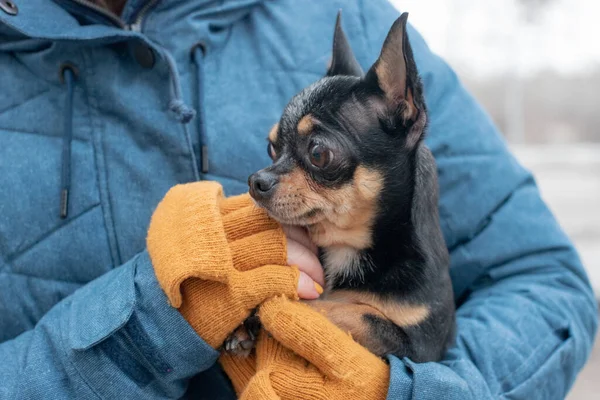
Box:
[147, 181, 300, 348]
[221, 296, 390, 400]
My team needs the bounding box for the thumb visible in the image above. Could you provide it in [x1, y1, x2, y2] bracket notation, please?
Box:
[297, 271, 323, 300]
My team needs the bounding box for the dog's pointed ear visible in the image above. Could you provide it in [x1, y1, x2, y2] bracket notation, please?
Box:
[365, 13, 422, 125]
[326, 11, 363, 77]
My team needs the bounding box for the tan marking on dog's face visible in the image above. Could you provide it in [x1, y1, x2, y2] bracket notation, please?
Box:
[325, 290, 430, 328]
[297, 115, 314, 136]
[265, 168, 314, 222]
[268, 123, 279, 143]
[307, 166, 383, 249]
[267, 166, 383, 250]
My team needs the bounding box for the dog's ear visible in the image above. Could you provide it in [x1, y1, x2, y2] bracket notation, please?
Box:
[326, 11, 363, 77]
[365, 13, 423, 129]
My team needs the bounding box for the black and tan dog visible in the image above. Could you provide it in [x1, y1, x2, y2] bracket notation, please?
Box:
[227, 12, 455, 362]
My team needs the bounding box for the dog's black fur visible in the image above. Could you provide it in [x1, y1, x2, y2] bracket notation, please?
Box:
[227, 12, 455, 362]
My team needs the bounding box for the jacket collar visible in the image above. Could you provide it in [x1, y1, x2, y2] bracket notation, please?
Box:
[0, 0, 262, 41]
[0, 0, 126, 41]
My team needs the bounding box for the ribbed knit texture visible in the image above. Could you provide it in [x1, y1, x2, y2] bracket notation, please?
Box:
[221, 296, 390, 400]
[148, 181, 388, 397]
[147, 181, 299, 348]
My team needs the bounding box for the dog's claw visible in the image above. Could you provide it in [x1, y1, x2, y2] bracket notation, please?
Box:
[224, 325, 256, 357]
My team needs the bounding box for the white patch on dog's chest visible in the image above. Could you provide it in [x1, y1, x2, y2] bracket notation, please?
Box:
[322, 246, 368, 289]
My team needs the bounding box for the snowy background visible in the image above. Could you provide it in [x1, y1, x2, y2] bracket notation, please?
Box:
[389, 0, 600, 398]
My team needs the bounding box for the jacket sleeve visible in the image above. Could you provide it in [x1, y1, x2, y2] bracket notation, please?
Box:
[356, 2, 598, 399]
[0, 251, 219, 399]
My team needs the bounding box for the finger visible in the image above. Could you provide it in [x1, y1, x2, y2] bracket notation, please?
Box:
[222, 200, 280, 242]
[237, 266, 320, 307]
[230, 229, 287, 271]
[297, 271, 322, 300]
[282, 224, 318, 255]
[258, 296, 387, 379]
[287, 239, 325, 287]
[237, 265, 300, 307]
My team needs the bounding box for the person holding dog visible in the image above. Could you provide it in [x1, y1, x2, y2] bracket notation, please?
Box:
[0, 1, 596, 399]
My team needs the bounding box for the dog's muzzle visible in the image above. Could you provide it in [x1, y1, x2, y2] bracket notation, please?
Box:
[248, 170, 279, 201]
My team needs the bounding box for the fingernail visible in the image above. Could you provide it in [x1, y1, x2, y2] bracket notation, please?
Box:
[298, 272, 320, 299]
[314, 282, 323, 294]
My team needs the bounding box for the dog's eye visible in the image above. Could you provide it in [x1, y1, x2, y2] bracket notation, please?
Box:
[267, 142, 276, 160]
[309, 143, 333, 169]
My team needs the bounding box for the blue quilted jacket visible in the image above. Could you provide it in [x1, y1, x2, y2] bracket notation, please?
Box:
[0, 0, 597, 399]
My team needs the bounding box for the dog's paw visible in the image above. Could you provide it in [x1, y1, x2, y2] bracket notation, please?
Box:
[224, 325, 256, 357]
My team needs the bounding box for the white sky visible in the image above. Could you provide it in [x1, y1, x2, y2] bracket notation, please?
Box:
[389, 0, 600, 78]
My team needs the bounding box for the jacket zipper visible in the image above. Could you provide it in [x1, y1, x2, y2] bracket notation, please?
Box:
[68, 0, 158, 31]
[127, 0, 158, 32]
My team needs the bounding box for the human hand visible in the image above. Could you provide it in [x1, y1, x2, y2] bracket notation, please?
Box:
[221, 296, 390, 400]
[221, 223, 324, 355]
[147, 182, 310, 349]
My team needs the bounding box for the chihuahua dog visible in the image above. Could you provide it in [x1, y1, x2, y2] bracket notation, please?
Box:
[225, 12, 455, 362]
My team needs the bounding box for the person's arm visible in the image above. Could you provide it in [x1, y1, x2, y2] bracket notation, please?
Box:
[356, 2, 598, 399]
[0, 251, 218, 399]
[0, 181, 323, 399]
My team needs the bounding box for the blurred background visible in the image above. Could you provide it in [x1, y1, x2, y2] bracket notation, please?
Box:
[388, 0, 599, 398]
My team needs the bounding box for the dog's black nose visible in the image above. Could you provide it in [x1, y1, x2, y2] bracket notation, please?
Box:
[248, 171, 278, 200]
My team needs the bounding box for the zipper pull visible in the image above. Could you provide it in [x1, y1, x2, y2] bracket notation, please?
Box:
[126, 0, 157, 32]
[127, 21, 142, 32]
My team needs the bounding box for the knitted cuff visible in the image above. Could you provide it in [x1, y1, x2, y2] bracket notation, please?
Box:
[148, 182, 230, 308]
